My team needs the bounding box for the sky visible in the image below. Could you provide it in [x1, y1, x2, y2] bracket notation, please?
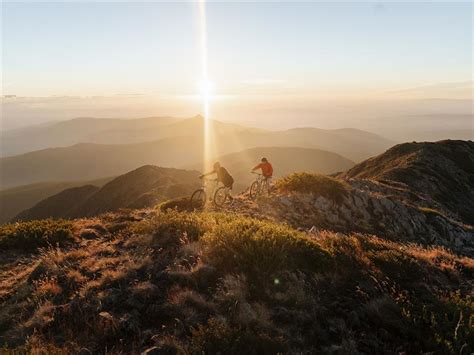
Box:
[1, 1, 473, 133]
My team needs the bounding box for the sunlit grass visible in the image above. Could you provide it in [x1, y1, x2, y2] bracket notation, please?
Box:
[1, 210, 472, 353]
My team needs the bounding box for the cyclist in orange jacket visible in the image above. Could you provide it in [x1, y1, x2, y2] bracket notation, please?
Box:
[252, 157, 273, 192]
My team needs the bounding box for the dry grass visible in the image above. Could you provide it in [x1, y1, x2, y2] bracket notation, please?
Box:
[0, 211, 472, 354]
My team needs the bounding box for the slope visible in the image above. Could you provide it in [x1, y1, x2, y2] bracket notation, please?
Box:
[0, 177, 114, 224]
[14, 166, 200, 221]
[0, 211, 471, 353]
[341, 140, 474, 224]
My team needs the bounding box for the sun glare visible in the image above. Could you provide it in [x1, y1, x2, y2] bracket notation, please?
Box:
[198, 78, 214, 118]
[198, 0, 214, 173]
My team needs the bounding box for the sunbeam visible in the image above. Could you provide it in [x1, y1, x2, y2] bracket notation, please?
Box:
[198, 0, 213, 173]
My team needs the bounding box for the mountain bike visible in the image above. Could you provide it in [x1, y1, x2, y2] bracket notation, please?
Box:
[249, 172, 271, 200]
[190, 177, 230, 209]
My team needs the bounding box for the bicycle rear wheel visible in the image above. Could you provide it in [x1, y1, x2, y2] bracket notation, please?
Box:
[190, 189, 206, 209]
[249, 181, 260, 200]
[214, 187, 227, 207]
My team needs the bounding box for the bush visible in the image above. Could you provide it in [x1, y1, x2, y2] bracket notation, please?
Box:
[0, 219, 74, 251]
[202, 216, 332, 280]
[276, 172, 350, 203]
[131, 210, 216, 244]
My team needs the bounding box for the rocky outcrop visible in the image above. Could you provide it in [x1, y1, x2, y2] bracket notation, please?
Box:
[341, 140, 474, 224]
[222, 181, 473, 256]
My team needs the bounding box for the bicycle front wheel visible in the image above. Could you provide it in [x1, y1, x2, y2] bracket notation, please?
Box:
[213, 187, 228, 207]
[249, 181, 260, 200]
[190, 189, 206, 209]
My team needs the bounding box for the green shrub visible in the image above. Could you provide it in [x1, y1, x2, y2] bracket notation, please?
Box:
[276, 172, 350, 203]
[0, 219, 74, 251]
[131, 210, 216, 245]
[133, 211, 332, 280]
[202, 217, 332, 279]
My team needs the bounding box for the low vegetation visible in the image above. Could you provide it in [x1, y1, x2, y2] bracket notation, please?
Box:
[276, 172, 350, 203]
[0, 219, 74, 251]
[1, 210, 472, 354]
[158, 196, 193, 212]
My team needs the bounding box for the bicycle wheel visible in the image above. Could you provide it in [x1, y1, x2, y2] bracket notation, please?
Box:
[214, 187, 227, 207]
[190, 189, 206, 209]
[249, 181, 260, 200]
[263, 179, 270, 195]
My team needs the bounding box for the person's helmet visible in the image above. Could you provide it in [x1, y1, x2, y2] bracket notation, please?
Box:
[261, 157, 268, 162]
[213, 162, 221, 170]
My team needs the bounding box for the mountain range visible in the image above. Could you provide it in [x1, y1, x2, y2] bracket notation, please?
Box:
[15, 166, 200, 221]
[1, 116, 181, 157]
[0, 116, 393, 189]
[0, 177, 114, 224]
[11, 146, 354, 221]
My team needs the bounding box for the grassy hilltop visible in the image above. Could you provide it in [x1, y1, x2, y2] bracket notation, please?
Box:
[1, 140, 473, 354]
[0, 208, 472, 354]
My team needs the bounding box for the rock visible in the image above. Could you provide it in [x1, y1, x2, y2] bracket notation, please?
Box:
[338, 205, 352, 221]
[314, 196, 331, 210]
[379, 197, 394, 211]
[280, 196, 293, 207]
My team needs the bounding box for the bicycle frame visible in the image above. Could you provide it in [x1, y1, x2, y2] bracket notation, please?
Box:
[201, 177, 220, 201]
[251, 172, 266, 188]
[250, 172, 271, 199]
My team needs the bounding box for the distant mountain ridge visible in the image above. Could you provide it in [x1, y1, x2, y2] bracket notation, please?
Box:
[0, 117, 392, 188]
[341, 140, 474, 224]
[1, 115, 182, 157]
[0, 177, 114, 224]
[0, 115, 262, 157]
[1, 115, 392, 159]
[14, 166, 200, 221]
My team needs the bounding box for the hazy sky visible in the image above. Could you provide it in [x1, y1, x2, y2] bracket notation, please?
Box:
[1, 1, 472, 135]
[3, 1, 472, 97]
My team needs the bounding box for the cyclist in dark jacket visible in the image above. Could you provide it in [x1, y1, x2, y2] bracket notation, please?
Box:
[200, 162, 234, 200]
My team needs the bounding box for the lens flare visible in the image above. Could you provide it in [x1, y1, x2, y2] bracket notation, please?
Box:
[198, 0, 212, 173]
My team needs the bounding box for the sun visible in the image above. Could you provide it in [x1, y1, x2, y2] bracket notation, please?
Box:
[198, 78, 214, 119]
[199, 78, 214, 101]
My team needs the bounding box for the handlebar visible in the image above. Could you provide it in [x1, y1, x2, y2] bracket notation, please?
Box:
[200, 176, 218, 182]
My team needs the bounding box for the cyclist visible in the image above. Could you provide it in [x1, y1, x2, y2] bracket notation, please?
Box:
[200, 162, 234, 201]
[252, 157, 273, 192]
